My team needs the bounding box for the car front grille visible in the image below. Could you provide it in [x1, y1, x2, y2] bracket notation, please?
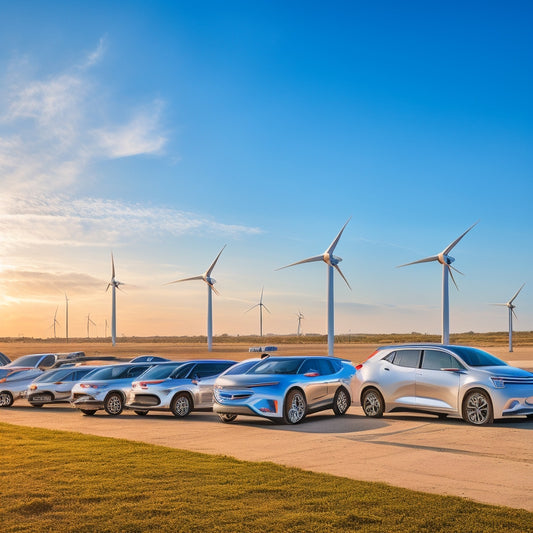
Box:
[133, 394, 160, 406]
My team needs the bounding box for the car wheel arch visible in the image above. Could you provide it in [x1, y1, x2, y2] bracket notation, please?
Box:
[172, 390, 194, 409]
[460, 386, 494, 418]
[360, 385, 384, 406]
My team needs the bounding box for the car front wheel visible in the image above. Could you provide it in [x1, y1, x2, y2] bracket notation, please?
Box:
[218, 413, 237, 423]
[284, 389, 307, 424]
[104, 393, 124, 416]
[0, 391, 14, 407]
[462, 390, 494, 425]
[362, 388, 384, 418]
[170, 392, 192, 418]
[80, 409, 96, 416]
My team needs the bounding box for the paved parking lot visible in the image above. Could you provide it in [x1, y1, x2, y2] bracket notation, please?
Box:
[2, 402, 532, 511]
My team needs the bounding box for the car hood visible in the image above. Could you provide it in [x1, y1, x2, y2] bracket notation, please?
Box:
[474, 365, 533, 378]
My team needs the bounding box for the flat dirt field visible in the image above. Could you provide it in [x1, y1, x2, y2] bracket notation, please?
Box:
[1, 341, 532, 511]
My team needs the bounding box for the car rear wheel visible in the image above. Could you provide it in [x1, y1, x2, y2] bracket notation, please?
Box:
[170, 392, 192, 418]
[0, 391, 14, 407]
[332, 387, 350, 416]
[218, 413, 237, 423]
[80, 409, 96, 416]
[462, 389, 493, 425]
[104, 393, 124, 416]
[362, 388, 384, 418]
[284, 389, 307, 424]
[134, 410, 148, 416]
[30, 393, 53, 406]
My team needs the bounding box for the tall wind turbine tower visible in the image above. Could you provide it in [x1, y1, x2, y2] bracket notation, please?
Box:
[246, 287, 271, 337]
[86, 314, 96, 339]
[296, 310, 304, 337]
[277, 219, 351, 356]
[166, 245, 226, 352]
[491, 283, 525, 352]
[107, 253, 124, 347]
[50, 306, 60, 338]
[398, 222, 477, 345]
[65, 293, 69, 343]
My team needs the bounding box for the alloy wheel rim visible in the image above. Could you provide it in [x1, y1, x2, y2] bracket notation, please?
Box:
[175, 396, 189, 416]
[288, 392, 305, 423]
[107, 395, 122, 414]
[337, 390, 348, 413]
[0, 392, 10, 406]
[466, 393, 489, 424]
[364, 392, 380, 416]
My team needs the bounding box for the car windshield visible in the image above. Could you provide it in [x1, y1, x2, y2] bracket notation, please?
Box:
[83, 365, 134, 380]
[6, 354, 45, 367]
[138, 363, 184, 380]
[223, 360, 261, 376]
[452, 347, 507, 367]
[32, 369, 70, 383]
[249, 358, 303, 375]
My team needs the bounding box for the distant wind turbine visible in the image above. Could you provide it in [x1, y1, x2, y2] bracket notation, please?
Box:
[491, 283, 525, 353]
[106, 253, 124, 347]
[105, 319, 108, 339]
[166, 245, 226, 352]
[296, 310, 304, 337]
[246, 287, 271, 337]
[50, 306, 60, 338]
[86, 314, 96, 339]
[65, 293, 69, 343]
[397, 222, 478, 345]
[277, 219, 351, 356]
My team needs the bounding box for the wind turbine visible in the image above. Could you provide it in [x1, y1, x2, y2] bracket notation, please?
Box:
[398, 222, 477, 345]
[491, 283, 525, 352]
[50, 306, 60, 338]
[296, 310, 304, 336]
[65, 293, 69, 343]
[106, 253, 124, 347]
[86, 314, 96, 339]
[166, 245, 226, 352]
[277, 219, 351, 356]
[246, 287, 271, 337]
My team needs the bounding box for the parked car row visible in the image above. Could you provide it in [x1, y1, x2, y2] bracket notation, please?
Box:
[1, 345, 533, 426]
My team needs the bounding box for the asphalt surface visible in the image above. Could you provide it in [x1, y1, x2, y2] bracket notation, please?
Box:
[2, 401, 532, 511]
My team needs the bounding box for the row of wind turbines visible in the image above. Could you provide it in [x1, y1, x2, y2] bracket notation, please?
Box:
[51, 219, 526, 354]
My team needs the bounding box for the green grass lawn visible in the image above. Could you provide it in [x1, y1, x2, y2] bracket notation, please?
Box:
[0, 423, 531, 532]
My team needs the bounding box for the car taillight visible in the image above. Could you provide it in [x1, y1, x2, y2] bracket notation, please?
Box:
[355, 364, 363, 370]
[80, 384, 98, 389]
[304, 372, 320, 377]
[29, 384, 38, 390]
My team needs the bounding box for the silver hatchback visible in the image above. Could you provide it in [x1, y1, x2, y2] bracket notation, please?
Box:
[354, 344, 533, 425]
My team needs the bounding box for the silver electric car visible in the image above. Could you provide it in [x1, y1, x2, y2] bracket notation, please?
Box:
[26, 366, 100, 407]
[70, 363, 158, 415]
[213, 356, 357, 424]
[354, 344, 533, 425]
[125, 359, 236, 417]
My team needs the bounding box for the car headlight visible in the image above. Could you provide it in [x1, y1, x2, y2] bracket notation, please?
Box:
[490, 377, 505, 389]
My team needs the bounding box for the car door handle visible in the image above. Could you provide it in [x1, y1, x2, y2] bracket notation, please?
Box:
[384, 367, 390, 371]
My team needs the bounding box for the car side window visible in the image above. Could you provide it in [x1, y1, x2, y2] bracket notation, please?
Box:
[41, 354, 56, 368]
[171, 364, 194, 379]
[421, 350, 455, 370]
[316, 359, 335, 375]
[127, 365, 149, 378]
[298, 359, 321, 375]
[194, 363, 233, 379]
[383, 352, 396, 363]
[393, 350, 421, 368]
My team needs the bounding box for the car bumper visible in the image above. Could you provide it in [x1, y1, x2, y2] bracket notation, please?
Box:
[490, 388, 533, 418]
[213, 388, 284, 420]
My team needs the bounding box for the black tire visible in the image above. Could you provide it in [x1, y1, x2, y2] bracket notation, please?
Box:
[134, 410, 149, 416]
[283, 389, 307, 424]
[361, 388, 385, 418]
[332, 387, 350, 416]
[80, 409, 96, 416]
[170, 392, 192, 418]
[218, 413, 237, 423]
[527, 414, 533, 420]
[437, 413, 448, 420]
[0, 391, 14, 407]
[104, 392, 124, 416]
[462, 389, 494, 426]
[30, 403, 44, 408]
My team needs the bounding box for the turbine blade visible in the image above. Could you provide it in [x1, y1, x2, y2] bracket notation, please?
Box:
[260, 286, 264, 304]
[335, 265, 352, 290]
[276, 255, 324, 271]
[442, 221, 478, 256]
[448, 265, 459, 291]
[512, 309, 518, 320]
[263, 305, 271, 314]
[489, 303, 508, 306]
[245, 304, 259, 313]
[164, 275, 204, 285]
[326, 217, 351, 255]
[509, 283, 525, 304]
[450, 265, 464, 276]
[106, 283, 111, 292]
[209, 283, 220, 296]
[111, 252, 115, 278]
[397, 255, 439, 268]
[206, 245, 226, 277]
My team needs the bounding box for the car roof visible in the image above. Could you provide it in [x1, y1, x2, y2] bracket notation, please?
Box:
[377, 343, 469, 350]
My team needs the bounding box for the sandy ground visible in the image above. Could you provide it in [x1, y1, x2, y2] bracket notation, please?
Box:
[1, 342, 532, 511]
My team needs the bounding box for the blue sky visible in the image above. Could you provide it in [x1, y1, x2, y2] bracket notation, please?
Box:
[0, 1, 532, 338]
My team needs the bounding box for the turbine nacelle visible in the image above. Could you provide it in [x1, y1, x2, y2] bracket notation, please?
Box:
[324, 253, 343, 267]
[438, 253, 455, 266]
